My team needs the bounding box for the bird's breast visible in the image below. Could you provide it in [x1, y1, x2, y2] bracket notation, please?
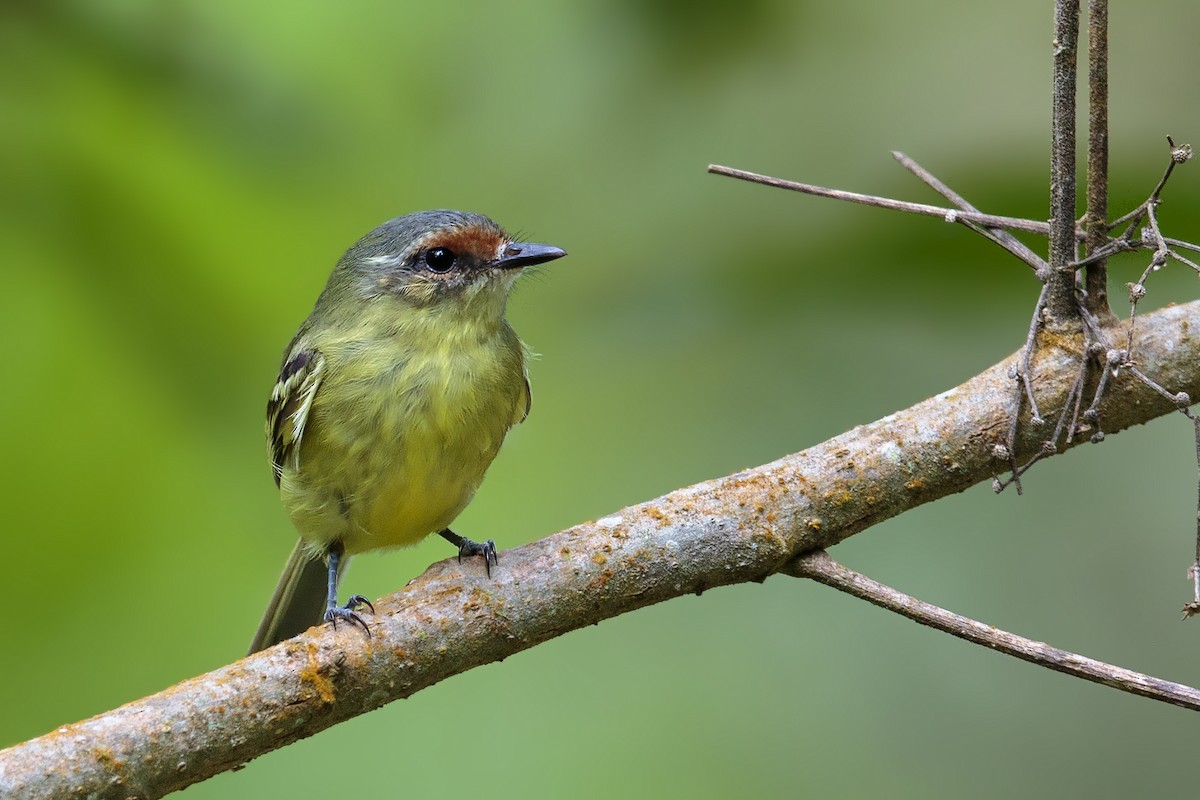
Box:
[281, 326, 527, 554]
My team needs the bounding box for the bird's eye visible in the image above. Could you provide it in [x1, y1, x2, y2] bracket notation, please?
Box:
[424, 247, 456, 273]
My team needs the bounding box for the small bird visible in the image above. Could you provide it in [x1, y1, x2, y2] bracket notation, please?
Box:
[248, 210, 566, 654]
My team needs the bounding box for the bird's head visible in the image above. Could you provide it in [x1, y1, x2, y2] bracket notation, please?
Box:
[336, 210, 566, 313]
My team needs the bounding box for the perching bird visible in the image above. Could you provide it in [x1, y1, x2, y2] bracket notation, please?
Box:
[249, 210, 566, 653]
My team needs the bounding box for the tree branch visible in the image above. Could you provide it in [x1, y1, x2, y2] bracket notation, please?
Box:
[2, 302, 1198, 799]
[788, 551, 1200, 709]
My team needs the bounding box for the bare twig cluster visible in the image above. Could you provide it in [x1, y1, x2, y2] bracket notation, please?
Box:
[710, 0, 1200, 726]
[995, 4, 1196, 495]
[708, 143, 1196, 494]
[996, 140, 1196, 495]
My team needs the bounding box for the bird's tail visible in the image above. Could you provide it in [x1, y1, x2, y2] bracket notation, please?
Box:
[248, 541, 347, 654]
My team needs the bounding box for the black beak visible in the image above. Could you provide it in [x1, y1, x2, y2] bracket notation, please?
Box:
[494, 242, 567, 270]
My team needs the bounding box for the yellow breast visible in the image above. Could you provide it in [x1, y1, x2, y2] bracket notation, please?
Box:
[279, 317, 528, 555]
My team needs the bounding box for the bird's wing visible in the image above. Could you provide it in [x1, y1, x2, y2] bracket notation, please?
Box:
[267, 347, 325, 486]
[515, 376, 532, 425]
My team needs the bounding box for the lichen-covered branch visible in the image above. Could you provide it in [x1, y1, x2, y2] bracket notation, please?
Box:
[1, 302, 1198, 800]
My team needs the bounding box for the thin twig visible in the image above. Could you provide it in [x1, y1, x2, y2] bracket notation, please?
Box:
[708, 164, 1200, 257]
[786, 551, 1200, 711]
[1124, 363, 1193, 409]
[1146, 140, 1185, 205]
[1121, 141, 1196, 358]
[1189, 417, 1200, 617]
[995, 284, 1050, 493]
[1166, 236, 1200, 254]
[1083, 347, 1121, 426]
[1174, 251, 1200, 273]
[1065, 353, 1090, 444]
[1106, 140, 1185, 235]
[891, 151, 1046, 271]
[707, 165, 1057, 235]
[1126, 203, 1171, 354]
[1071, 237, 1141, 268]
[1006, 360, 1089, 483]
[1070, 274, 1113, 440]
[1082, 233, 1200, 259]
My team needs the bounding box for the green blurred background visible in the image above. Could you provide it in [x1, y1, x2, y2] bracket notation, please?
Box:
[3, 1, 1199, 797]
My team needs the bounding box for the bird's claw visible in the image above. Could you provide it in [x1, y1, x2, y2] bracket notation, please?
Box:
[456, 537, 499, 576]
[324, 595, 375, 637]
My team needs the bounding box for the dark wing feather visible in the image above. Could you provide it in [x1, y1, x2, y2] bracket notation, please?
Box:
[517, 376, 532, 424]
[266, 347, 325, 486]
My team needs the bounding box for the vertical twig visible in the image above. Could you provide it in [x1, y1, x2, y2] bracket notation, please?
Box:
[1186, 417, 1200, 617]
[1194, 415, 1200, 586]
[1084, 0, 1111, 317]
[1047, 0, 1081, 324]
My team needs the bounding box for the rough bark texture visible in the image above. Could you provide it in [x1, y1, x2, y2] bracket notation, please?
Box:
[1047, 0, 1081, 323]
[1, 302, 1197, 799]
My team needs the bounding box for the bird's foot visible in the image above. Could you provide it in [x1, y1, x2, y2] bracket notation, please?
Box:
[439, 529, 499, 576]
[324, 595, 375, 637]
[456, 537, 498, 576]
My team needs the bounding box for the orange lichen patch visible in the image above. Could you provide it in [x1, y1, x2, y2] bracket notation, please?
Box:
[709, 469, 794, 519]
[1036, 327, 1087, 356]
[93, 746, 122, 768]
[823, 490, 855, 507]
[559, 546, 572, 557]
[591, 551, 608, 566]
[631, 547, 657, 562]
[299, 642, 336, 705]
[806, 518, 823, 531]
[461, 585, 505, 617]
[590, 567, 615, 592]
[904, 477, 927, 492]
[644, 505, 670, 523]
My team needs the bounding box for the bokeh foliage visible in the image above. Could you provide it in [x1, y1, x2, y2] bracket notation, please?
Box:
[2, 1, 1199, 797]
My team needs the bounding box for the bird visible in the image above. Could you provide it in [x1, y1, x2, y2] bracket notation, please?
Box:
[248, 209, 566, 654]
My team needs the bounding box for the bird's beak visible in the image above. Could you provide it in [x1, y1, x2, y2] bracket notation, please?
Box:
[494, 242, 567, 270]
